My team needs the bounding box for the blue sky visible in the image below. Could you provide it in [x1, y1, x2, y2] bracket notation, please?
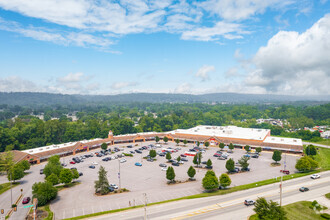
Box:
[0, 0, 329, 95]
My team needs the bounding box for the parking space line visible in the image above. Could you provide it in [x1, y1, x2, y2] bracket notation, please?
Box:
[63, 209, 65, 219]
[73, 208, 75, 217]
[92, 206, 95, 213]
[82, 208, 85, 216]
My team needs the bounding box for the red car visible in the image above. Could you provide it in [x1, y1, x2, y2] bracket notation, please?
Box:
[70, 161, 76, 164]
[280, 170, 290, 174]
[22, 197, 30, 204]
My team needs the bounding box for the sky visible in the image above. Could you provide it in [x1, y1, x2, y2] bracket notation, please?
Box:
[0, 0, 329, 96]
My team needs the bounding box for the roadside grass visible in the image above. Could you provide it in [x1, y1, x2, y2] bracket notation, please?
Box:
[0, 182, 20, 195]
[326, 193, 330, 200]
[43, 204, 54, 220]
[55, 182, 80, 191]
[309, 139, 330, 146]
[314, 147, 330, 171]
[250, 201, 327, 220]
[63, 170, 319, 220]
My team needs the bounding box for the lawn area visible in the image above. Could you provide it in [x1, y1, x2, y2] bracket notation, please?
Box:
[250, 201, 328, 220]
[309, 139, 330, 146]
[0, 182, 20, 195]
[314, 147, 330, 170]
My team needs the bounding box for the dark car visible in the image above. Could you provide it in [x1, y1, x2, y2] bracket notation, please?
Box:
[205, 165, 213, 169]
[241, 167, 250, 171]
[159, 163, 167, 167]
[147, 158, 154, 162]
[218, 156, 227, 160]
[213, 153, 222, 157]
[127, 145, 133, 148]
[201, 161, 207, 164]
[102, 158, 109, 162]
[159, 153, 165, 157]
[108, 186, 115, 192]
[89, 165, 96, 169]
[299, 187, 309, 192]
[22, 197, 31, 204]
[135, 150, 142, 154]
[180, 154, 187, 157]
[172, 162, 180, 166]
[79, 172, 83, 176]
[40, 169, 44, 174]
[251, 154, 259, 158]
[244, 199, 255, 206]
[70, 167, 77, 170]
[181, 158, 188, 162]
[168, 159, 175, 163]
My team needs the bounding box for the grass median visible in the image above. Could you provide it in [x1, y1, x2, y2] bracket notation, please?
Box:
[0, 182, 20, 195]
[63, 170, 319, 220]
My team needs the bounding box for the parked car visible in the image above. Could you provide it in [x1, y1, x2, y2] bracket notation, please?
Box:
[243, 154, 251, 158]
[70, 167, 77, 170]
[40, 169, 44, 174]
[168, 159, 175, 163]
[147, 158, 154, 162]
[251, 154, 259, 158]
[135, 150, 142, 154]
[89, 165, 95, 169]
[127, 145, 133, 148]
[108, 186, 115, 192]
[244, 199, 255, 206]
[102, 158, 109, 162]
[218, 156, 227, 160]
[172, 162, 180, 166]
[120, 159, 127, 163]
[311, 174, 321, 179]
[130, 151, 135, 154]
[135, 162, 142, 166]
[109, 184, 119, 189]
[213, 153, 222, 157]
[79, 172, 83, 176]
[22, 197, 31, 204]
[161, 167, 168, 171]
[201, 161, 207, 164]
[299, 187, 309, 192]
[181, 158, 188, 162]
[180, 154, 187, 157]
[178, 161, 184, 164]
[241, 167, 250, 171]
[159, 163, 167, 167]
[205, 165, 213, 169]
[280, 170, 290, 175]
[92, 162, 98, 165]
[61, 163, 67, 167]
[70, 161, 76, 164]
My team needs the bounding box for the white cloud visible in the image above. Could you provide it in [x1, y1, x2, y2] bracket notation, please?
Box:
[58, 72, 84, 83]
[0, 76, 41, 92]
[174, 83, 192, 93]
[111, 82, 138, 90]
[195, 65, 215, 81]
[245, 13, 330, 95]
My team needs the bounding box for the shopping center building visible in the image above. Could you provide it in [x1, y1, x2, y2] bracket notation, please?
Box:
[10, 125, 303, 164]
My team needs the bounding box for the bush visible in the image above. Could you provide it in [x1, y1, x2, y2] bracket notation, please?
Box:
[32, 182, 58, 206]
[123, 153, 133, 157]
[321, 213, 330, 219]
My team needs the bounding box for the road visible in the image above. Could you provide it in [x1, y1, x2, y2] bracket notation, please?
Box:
[303, 142, 330, 149]
[90, 171, 330, 220]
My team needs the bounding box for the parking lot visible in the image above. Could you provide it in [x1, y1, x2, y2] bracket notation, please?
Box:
[47, 141, 300, 219]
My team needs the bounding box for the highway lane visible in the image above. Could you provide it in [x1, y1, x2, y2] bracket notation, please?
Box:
[89, 171, 330, 220]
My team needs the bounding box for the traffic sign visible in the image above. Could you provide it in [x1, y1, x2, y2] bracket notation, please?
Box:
[1, 209, 4, 214]
[23, 205, 33, 208]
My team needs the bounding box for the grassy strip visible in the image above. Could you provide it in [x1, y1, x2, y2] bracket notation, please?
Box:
[326, 193, 330, 200]
[0, 182, 20, 195]
[63, 171, 319, 220]
[314, 147, 330, 171]
[250, 201, 328, 220]
[308, 139, 330, 146]
[55, 182, 80, 191]
[43, 204, 54, 220]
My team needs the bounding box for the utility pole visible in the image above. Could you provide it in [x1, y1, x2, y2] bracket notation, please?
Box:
[143, 193, 147, 220]
[118, 159, 121, 191]
[10, 173, 12, 207]
[280, 151, 286, 207]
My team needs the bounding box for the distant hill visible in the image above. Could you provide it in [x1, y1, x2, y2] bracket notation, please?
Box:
[0, 92, 329, 106]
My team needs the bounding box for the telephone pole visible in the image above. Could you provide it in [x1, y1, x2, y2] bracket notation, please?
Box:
[143, 193, 147, 220]
[118, 159, 121, 191]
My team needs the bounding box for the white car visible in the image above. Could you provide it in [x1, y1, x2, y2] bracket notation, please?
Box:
[109, 184, 118, 189]
[111, 156, 116, 160]
[161, 167, 168, 171]
[91, 162, 98, 165]
[311, 174, 320, 179]
[178, 161, 184, 164]
[120, 159, 127, 163]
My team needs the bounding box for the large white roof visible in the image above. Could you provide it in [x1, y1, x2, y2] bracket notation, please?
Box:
[172, 125, 270, 141]
[263, 136, 302, 146]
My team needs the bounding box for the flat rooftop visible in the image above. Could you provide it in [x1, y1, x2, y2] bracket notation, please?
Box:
[171, 125, 270, 141]
[264, 136, 302, 146]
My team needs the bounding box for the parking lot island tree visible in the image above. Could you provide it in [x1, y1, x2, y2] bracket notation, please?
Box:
[202, 170, 219, 191]
[32, 181, 58, 206]
[101, 143, 107, 151]
[71, 169, 80, 182]
[183, 139, 188, 146]
[8, 165, 24, 182]
[206, 159, 212, 167]
[256, 147, 262, 154]
[238, 156, 250, 171]
[204, 141, 210, 148]
[305, 145, 317, 156]
[163, 136, 168, 144]
[219, 173, 231, 188]
[44, 155, 62, 178]
[193, 155, 198, 167]
[59, 168, 73, 185]
[197, 152, 202, 167]
[187, 166, 196, 180]
[94, 166, 110, 195]
[166, 166, 175, 183]
[219, 143, 225, 151]
[175, 139, 180, 145]
[226, 158, 235, 173]
[229, 143, 234, 151]
[166, 152, 172, 162]
[253, 197, 287, 220]
[149, 149, 157, 159]
[244, 145, 251, 153]
[155, 136, 160, 143]
[197, 141, 200, 147]
[177, 156, 181, 162]
[272, 150, 282, 164]
[46, 173, 59, 186]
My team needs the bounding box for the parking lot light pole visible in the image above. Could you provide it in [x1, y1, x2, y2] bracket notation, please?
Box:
[143, 193, 147, 220]
[118, 159, 121, 191]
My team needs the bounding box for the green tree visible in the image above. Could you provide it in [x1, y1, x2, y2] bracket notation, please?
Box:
[94, 166, 110, 195]
[0, 152, 14, 174]
[175, 139, 180, 145]
[226, 158, 235, 172]
[163, 136, 168, 144]
[219, 173, 231, 188]
[256, 147, 262, 154]
[59, 168, 73, 185]
[166, 166, 175, 182]
[183, 139, 188, 146]
[295, 156, 318, 172]
[71, 169, 80, 181]
[149, 149, 157, 158]
[193, 155, 198, 166]
[272, 150, 282, 164]
[204, 141, 210, 148]
[101, 143, 107, 151]
[202, 170, 219, 191]
[155, 136, 160, 143]
[219, 143, 225, 151]
[46, 173, 59, 185]
[244, 145, 250, 153]
[177, 156, 181, 162]
[253, 197, 287, 220]
[187, 166, 196, 180]
[229, 143, 234, 151]
[206, 159, 212, 167]
[166, 152, 172, 161]
[32, 181, 58, 206]
[17, 160, 31, 171]
[197, 141, 200, 147]
[44, 155, 62, 178]
[8, 166, 24, 182]
[238, 156, 250, 170]
[305, 145, 317, 156]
